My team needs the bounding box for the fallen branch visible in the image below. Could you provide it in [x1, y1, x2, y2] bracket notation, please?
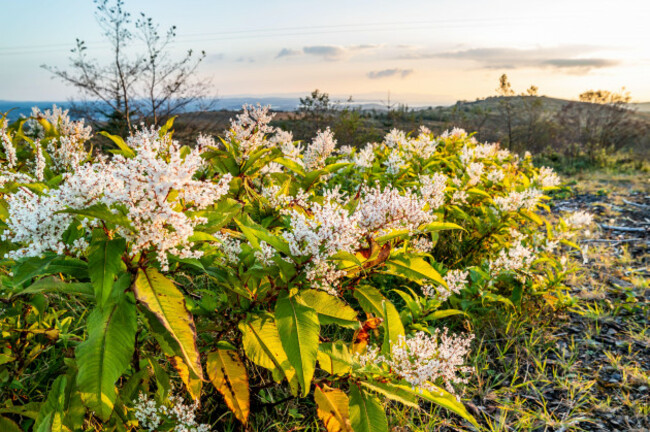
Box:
[583, 238, 645, 243]
[623, 199, 650, 210]
[599, 224, 646, 233]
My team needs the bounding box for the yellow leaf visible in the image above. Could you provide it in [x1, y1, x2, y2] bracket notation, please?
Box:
[133, 268, 203, 379]
[238, 313, 298, 395]
[206, 347, 250, 424]
[170, 356, 202, 401]
[314, 386, 354, 432]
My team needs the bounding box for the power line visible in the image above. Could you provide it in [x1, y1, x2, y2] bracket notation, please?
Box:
[0, 15, 581, 57]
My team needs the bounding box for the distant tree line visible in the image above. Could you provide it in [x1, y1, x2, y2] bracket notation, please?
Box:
[273, 76, 649, 167]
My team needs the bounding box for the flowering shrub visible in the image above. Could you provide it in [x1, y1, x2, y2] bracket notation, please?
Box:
[0, 106, 591, 431]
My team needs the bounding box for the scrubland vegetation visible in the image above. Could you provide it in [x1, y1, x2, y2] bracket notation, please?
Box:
[2, 103, 646, 432]
[0, 1, 647, 431]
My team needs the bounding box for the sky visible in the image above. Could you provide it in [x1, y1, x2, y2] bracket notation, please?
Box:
[1, 0, 649, 105]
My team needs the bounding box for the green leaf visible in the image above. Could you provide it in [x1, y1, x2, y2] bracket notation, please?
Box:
[45, 258, 89, 280]
[353, 286, 404, 353]
[207, 346, 250, 424]
[399, 384, 479, 428]
[521, 209, 543, 225]
[238, 313, 298, 394]
[381, 300, 403, 354]
[484, 292, 515, 309]
[299, 289, 359, 328]
[99, 131, 135, 158]
[317, 341, 352, 376]
[15, 277, 93, 297]
[467, 187, 492, 199]
[75, 295, 136, 421]
[11, 255, 58, 287]
[349, 385, 388, 432]
[275, 157, 306, 176]
[133, 268, 203, 379]
[359, 381, 418, 408]
[34, 376, 67, 432]
[0, 354, 15, 366]
[424, 309, 469, 321]
[420, 221, 465, 233]
[383, 255, 446, 287]
[0, 416, 22, 432]
[235, 215, 290, 255]
[275, 292, 320, 397]
[87, 234, 126, 307]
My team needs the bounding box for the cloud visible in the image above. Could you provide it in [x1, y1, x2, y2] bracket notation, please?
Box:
[236, 56, 255, 63]
[302, 45, 348, 60]
[367, 68, 414, 79]
[276, 44, 379, 61]
[542, 58, 619, 68]
[431, 46, 620, 73]
[276, 48, 301, 59]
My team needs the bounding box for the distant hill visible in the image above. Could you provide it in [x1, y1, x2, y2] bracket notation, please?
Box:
[0, 97, 394, 121]
[632, 102, 650, 112]
[3, 96, 649, 122]
[0, 100, 76, 120]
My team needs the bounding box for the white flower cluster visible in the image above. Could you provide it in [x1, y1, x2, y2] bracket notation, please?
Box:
[261, 185, 309, 210]
[383, 149, 405, 174]
[273, 130, 304, 165]
[33, 141, 45, 181]
[466, 162, 484, 187]
[441, 127, 468, 140]
[489, 238, 536, 278]
[356, 184, 433, 235]
[352, 145, 376, 169]
[283, 199, 362, 294]
[401, 126, 438, 159]
[486, 168, 505, 183]
[419, 173, 447, 210]
[564, 211, 593, 230]
[384, 129, 407, 148]
[451, 190, 468, 205]
[47, 135, 89, 172]
[2, 127, 232, 270]
[281, 183, 435, 293]
[134, 393, 210, 432]
[411, 236, 435, 254]
[356, 330, 473, 395]
[254, 241, 276, 267]
[422, 269, 468, 301]
[442, 269, 469, 300]
[1, 188, 81, 257]
[214, 232, 243, 264]
[537, 166, 561, 188]
[32, 105, 92, 142]
[1, 118, 17, 168]
[382, 127, 439, 160]
[303, 128, 337, 171]
[493, 188, 542, 213]
[390, 330, 473, 394]
[225, 104, 276, 160]
[460, 142, 510, 165]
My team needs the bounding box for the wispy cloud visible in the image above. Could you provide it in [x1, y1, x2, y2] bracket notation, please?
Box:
[275, 48, 301, 59]
[430, 46, 620, 73]
[275, 44, 379, 61]
[303, 45, 348, 61]
[367, 68, 414, 79]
